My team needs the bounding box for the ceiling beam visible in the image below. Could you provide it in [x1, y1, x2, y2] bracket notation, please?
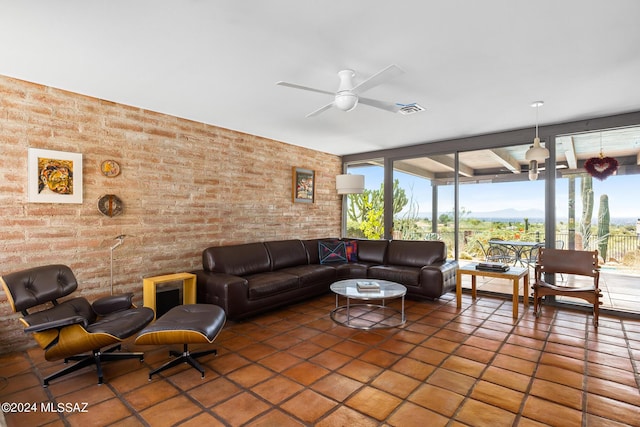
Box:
[392, 161, 435, 180]
[564, 137, 578, 169]
[428, 155, 475, 177]
[487, 148, 522, 174]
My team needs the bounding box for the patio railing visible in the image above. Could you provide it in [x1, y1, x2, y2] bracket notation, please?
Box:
[436, 230, 639, 264]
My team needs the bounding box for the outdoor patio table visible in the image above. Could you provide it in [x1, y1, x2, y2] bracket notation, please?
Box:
[489, 240, 540, 266]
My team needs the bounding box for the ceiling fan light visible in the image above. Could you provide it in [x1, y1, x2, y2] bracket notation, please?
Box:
[334, 92, 358, 111]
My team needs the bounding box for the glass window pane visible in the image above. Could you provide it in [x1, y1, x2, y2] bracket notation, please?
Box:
[391, 167, 434, 241]
[345, 162, 384, 239]
[556, 126, 640, 314]
[456, 145, 546, 279]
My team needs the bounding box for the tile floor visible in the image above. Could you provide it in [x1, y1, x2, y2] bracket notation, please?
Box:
[1, 291, 639, 427]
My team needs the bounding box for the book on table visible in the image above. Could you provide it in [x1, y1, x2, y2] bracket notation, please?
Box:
[356, 281, 380, 292]
[476, 262, 510, 272]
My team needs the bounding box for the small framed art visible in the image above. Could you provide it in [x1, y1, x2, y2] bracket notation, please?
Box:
[28, 148, 83, 204]
[292, 167, 315, 203]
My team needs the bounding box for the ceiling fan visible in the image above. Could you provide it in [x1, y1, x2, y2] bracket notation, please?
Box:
[276, 64, 405, 117]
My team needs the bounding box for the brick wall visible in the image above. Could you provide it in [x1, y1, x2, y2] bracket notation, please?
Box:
[0, 75, 342, 353]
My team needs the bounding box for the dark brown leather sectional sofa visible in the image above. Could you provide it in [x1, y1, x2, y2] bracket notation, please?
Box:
[193, 239, 458, 320]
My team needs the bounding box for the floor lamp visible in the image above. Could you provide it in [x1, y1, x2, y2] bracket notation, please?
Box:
[110, 235, 126, 295]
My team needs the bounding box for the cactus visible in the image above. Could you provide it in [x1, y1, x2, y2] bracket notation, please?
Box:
[580, 174, 594, 249]
[597, 194, 610, 261]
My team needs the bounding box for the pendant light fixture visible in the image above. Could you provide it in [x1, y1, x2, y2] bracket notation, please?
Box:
[525, 101, 549, 181]
[336, 174, 365, 194]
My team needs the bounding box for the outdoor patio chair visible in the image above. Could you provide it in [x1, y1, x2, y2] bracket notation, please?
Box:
[522, 242, 544, 270]
[532, 248, 602, 327]
[477, 240, 513, 264]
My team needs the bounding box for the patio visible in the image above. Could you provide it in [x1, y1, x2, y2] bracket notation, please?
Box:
[458, 260, 640, 315]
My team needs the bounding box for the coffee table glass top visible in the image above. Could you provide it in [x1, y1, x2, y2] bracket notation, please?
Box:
[330, 279, 407, 299]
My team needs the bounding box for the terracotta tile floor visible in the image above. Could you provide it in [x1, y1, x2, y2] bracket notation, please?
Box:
[1, 292, 639, 426]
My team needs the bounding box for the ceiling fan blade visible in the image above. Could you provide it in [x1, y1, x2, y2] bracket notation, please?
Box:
[358, 97, 400, 113]
[306, 102, 334, 118]
[352, 64, 404, 95]
[276, 81, 334, 96]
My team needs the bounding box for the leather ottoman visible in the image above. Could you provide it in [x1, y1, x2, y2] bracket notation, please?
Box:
[135, 304, 226, 379]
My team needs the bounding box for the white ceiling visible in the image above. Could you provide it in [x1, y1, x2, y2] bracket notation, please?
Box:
[2, 1, 640, 156]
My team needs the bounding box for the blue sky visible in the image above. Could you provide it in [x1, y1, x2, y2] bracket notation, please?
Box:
[349, 165, 640, 223]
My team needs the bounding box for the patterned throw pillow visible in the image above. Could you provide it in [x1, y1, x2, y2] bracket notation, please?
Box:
[344, 240, 358, 262]
[319, 240, 347, 264]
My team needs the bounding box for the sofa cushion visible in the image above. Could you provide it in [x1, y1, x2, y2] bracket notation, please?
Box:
[344, 240, 358, 262]
[387, 240, 446, 267]
[368, 265, 421, 286]
[302, 239, 322, 264]
[264, 240, 308, 270]
[335, 262, 369, 279]
[280, 265, 336, 286]
[202, 242, 270, 276]
[246, 271, 299, 300]
[357, 240, 388, 264]
[319, 240, 347, 264]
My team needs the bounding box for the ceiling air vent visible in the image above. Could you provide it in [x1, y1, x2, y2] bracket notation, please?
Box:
[397, 103, 426, 115]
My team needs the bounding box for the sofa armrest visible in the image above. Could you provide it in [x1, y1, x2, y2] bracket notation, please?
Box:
[425, 259, 458, 276]
[193, 270, 248, 315]
[418, 260, 459, 298]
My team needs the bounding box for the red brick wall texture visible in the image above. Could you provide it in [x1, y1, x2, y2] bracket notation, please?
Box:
[0, 75, 342, 353]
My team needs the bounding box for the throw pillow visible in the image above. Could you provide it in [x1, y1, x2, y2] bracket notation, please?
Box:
[319, 240, 347, 264]
[344, 240, 358, 262]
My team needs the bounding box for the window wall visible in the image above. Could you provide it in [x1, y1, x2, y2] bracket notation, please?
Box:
[390, 146, 546, 263]
[342, 111, 640, 317]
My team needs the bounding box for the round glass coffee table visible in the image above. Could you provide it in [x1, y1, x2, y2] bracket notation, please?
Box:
[330, 279, 407, 329]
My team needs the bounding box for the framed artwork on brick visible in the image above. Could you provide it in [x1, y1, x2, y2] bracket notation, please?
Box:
[292, 167, 315, 203]
[28, 148, 83, 204]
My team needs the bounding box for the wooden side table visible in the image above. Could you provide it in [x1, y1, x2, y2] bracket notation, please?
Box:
[143, 272, 197, 320]
[456, 264, 529, 318]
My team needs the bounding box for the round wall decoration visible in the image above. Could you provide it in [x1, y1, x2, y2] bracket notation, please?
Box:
[98, 194, 124, 217]
[100, 160, 121, 177]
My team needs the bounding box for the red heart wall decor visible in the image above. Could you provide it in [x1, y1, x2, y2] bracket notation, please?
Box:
[584, 156, 618, 180]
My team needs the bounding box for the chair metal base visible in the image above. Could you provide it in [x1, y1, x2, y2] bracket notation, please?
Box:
[44, 344, 144, 387]
[148, 344, 217, 380]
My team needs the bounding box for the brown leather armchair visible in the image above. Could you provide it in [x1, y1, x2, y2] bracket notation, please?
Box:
[532, 248, 602, 326]
[1, 264, 154, 386]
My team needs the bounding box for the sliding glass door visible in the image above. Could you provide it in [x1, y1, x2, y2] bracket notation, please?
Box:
[391, 145, 546, 263]
[555, 126, 640, 313]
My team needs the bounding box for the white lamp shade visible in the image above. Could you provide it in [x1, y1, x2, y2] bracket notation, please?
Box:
[336, 174, 364, 194]
[525, 137, 550, 163]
